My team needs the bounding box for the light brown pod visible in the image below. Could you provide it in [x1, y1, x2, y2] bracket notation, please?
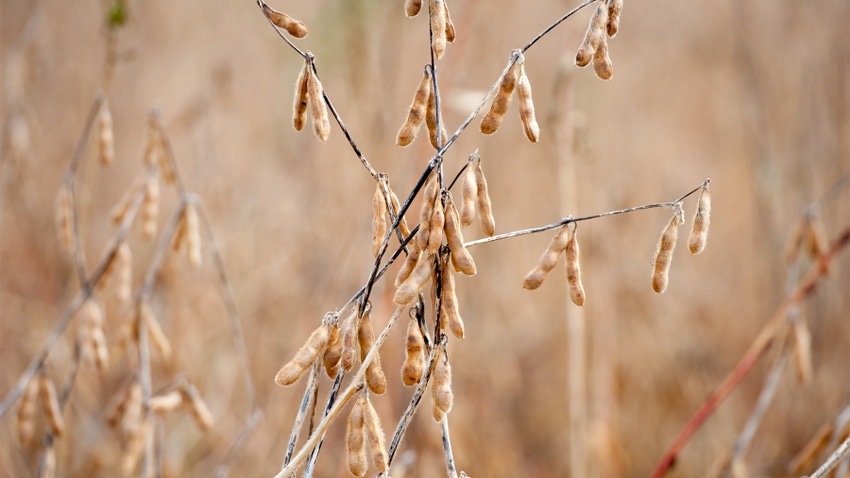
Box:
[182, 383, 215, 430]
[427, 197, 445, 254]
[475, 162, 496, 236]
[425, 80, 449, 150]
[688, 185, 711, 254]
[358, 306, 375, 362]
[56, 184, 75, 254]
[346, 394, 368, 477]
[394, 250, 434, 305]
[81, 299, 109, 370]
[16, 377, 39, 444]
[363, 397, 388, 473]
[292, 61, 310, 131]
[793, 317, 813, 385]
[430, 0, 447, 59]
[322, 324, 342, 378]
[395, 238, 422, 287]
[306, 65, 331, 142]
[39, 375, 65, 437]
[110, 179, 144, 226]
[262, 3, 308, 38]
[593, 37, 614, 80]
[516, 64, 540, 143]
[372, 182, 389, 257]
[396, 68, 432, 147]
[480, 58, 521, 135]
[98, 98, 115, 165]
[431, 349, 453, 418]
[142, 175, 160, 240]
[460, 159, 478, 227]
[185, 204, 202, 267]
[148, 391, 184, 413]
[275, 324, 331, 386]
[143, 115, 162, 170]
[523, 224, 571, 290]
[405, 0, 422, 17]
[115, 242, 133, 305]
[120, 416, 149, 476]
[607, 0, 624, 37]
[401, 319, 426, 386]
[444, 0, 456, 43]
[388, 183, 411, 239]
[340, 312, 358, 371]
[565, 227, 586, 306]
[440, 264, 465, 339]
[109, 380, 143, 435]
[575, 1, 609, 67]
[358, 308, 387, 394]
[444, 198, 476, 275]
[140, 301, 172, 361]
[415, 174, 440, 251]
[652, 210, 683, 293]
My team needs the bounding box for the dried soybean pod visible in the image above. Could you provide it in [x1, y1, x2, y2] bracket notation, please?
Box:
[346, 394, 368, 477]
[275, 323, 331, 385]
[363, 397, 389, 473]
[121, 416, 149, 476]
[444, 0, 456, 43]
[402, 319, 426, 386]
[141, 174, 160, 240]
[793, 317, 813, 385]
[98, 98, 115, 165]
[652, 208, 683, 293]
[432, 349, 453, 419]
[388, 182, 411, 238]
[292, 60, 310, 131]
[427, 196, 445, 254]
[340, 312, 358, 371]
[394, 250, 434, 305]
[444, 198, 476, 275]
[262, 3, 308, 38]
[148, 391, 183, 413]
[185, 204, 202, 267]
[430, 0, 447, 59]
[475, 161, 496, 236]
[358, 304, 375, 361]
[395, 238, 423, 287]
[360, 308, 389, 394]
[396, 67, 432, 147]
[592, 38, 614, 80]
[460, 159, 478, 227]
[480, 56, 521, 135]
[143, 115, 162, 169]
[688, 184, 711, 255]
[39, 375, 65, 437]
[116, 242, 133, 306]
[441, 263, 465, 339]
[141, 301, 172, 361]
[56, 184, 75, 253]
[416, 174, 440, 251]
[16, 377, 39, 444]
[523, 224, 571, 290]
[565, 226, 586, 306]
[182, 383, 214, 430]
[372, 182, 389, 257]
[365, 356, 388, 394]
[405, 0, 422, 18]
[607, 0, 623, 37]
[516, 63, 540, 143]
[306, 62, 331, 142]
[323, 324, 342, 378]
[425, 80, 448, 150]
[575, 1, 609, 67]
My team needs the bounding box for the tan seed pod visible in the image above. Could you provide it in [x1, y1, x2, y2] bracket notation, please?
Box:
[39, 375, 65, 437]
[592, 37, 614, 80]
[575, 1, 609, 67]
[652, 209, 683, 293]
[107, 380, 142, 432]
[142, 175, 160, 240]
[405, 0, 422, 17]
[340, 311, 359, 371]
[16, 377, 39, 444]
[480, 56, 522, 135]
[116, 242, 133, 306]
[431, 349, 453, 418]
[185, 204, 202, 268]
[372, 183, 389, 257]
[148, 391, 184, 413]
[565, 227, 586, 306]
[793, 317, 813, 385]
[475, 162, 496, 236]
[275, 324, 331, 386]
[346, 394, 368, 477]
[401, 319, 426, 386]
[365, 356, 388, 395]
[358, 306, 375, 362]
[143, 115, 162, 170]
[388, 183, 411, 239]
[395, 238, 423, 287]
[688, 185, 711, 255]
[425, 81, 449, 150]
[516, 64, 540, 143]
[323, 324, 342, 378]
[98, 98, 115, 165]
[607, 0, 624, 37]
[444, 0, 456, 43]
[523, 224, 571, 290]
[416, 174, 440, 251]
[120, 415, 149, 476]
[182, 383, 215, 430]
[262, 3, 308, 38]
[84, 299, 110, 370]
[440, 263, 465, 339]
[55, 184, 75, 254]
[140, 301, 172, 361]
[444, 198, 476, 275]
[363, 396, 389, 473]
[292, 61, 310, 131]
[460, 159, 479, 227]
[110, 179, 144, 226]
[359, 308, 388, 394]
[430, 0, 447, 59]
[396, 68, 433, 147]
[394, 250, 434, 305]
[306, 65, 331, 142]
[427, 197, 445, 254]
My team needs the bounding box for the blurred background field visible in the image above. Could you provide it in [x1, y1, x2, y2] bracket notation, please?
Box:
[1, 0, 849, 476]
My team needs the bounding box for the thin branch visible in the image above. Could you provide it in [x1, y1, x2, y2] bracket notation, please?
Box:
[807, 436, 850, 478]
[282, 361, 321, 469]
[521, 0, 597, 53]
[256, 0, 307, 59]
[440, 415, 459, 478]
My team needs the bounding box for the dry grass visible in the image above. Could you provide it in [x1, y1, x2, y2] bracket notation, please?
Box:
[2, 0, 850, 477]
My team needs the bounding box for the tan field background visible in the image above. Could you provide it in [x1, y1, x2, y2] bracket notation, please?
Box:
[2, 0, 849, 477]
